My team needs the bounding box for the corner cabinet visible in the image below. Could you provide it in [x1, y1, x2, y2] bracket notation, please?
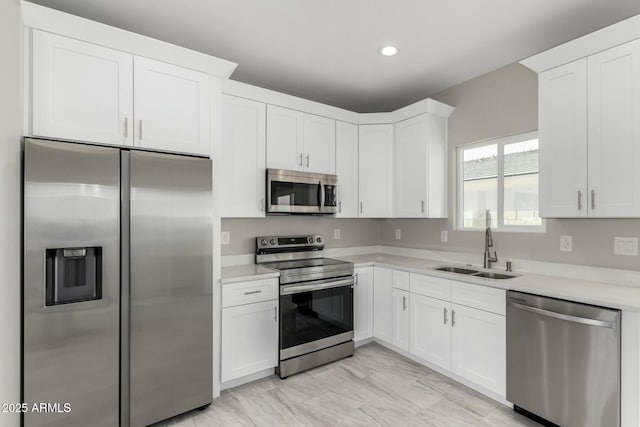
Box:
[394, 113, 448, 218]
[220, 95, 266, 217]
[539, 38, 640, 217]
[354, 267, 373, 341]
[358, 124, 393, 217]
[266, 105, 336, 174]
[372, 267, 393, 343]
[30, 30, 212, 156]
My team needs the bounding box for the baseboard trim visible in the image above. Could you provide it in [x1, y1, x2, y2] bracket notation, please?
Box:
[220, 368, 275, 391]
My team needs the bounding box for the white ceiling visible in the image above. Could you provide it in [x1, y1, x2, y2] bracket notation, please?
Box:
[27, 0, 640, 112]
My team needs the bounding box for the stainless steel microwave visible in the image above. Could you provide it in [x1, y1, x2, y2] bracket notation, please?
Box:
[266, 169, 338, 214]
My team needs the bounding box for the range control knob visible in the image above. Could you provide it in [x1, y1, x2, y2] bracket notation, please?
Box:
[308, 237, 314, 244]
[270, 239, 277, 245]
[260, 239, 268, 246]
[316, 236, 323, 243]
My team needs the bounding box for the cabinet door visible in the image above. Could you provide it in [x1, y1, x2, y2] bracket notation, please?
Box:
[266, 105, 304, 171]
[372, 267, 393, 343]
[134, 56, 211, 156]
[450, 303, 506, 396]
[354, 267, 373, 341]
[335, 121, 359, 217]
[32, 30, 133, 145]
[221, 300, 278, 382]
[410, 294, 451, 370]
[303, 114, 335, 174]
[395, 114, 428, 217]
[358, 124, 394, 217]
[426, 114, 448, 218]
[220, 95, 266, 217]
[538, 59, 588, 218]
[392, 289, 410, 351]
[588, 39, 640, 217]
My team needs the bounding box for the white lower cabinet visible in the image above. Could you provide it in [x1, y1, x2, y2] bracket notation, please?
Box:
[450, 303, 506, 396]
[221, 279, 278, 383]
[392, 289, 410, 351]
[410, 293, 451, 370]
[373, 267, 393, 343]
[354, 267, 374, 341]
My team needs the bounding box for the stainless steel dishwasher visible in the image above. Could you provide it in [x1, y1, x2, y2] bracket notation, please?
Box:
[507, 291, 621, 427]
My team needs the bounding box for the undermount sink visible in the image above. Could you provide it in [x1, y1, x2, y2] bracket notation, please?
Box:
[471, 271, 517, 280]
[434, 266, 479, 275]
[434, 265, 518, 280]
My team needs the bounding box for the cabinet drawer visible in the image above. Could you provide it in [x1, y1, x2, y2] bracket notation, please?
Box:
[392, 270, 409, 291]
[410, 273, 451, 301]
[222, 278, 278, 308]
[451, 281, 505, 315]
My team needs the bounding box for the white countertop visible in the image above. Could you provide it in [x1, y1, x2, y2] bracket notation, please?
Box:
[336, 253, 640, 312]
[221, 264, 279, 284]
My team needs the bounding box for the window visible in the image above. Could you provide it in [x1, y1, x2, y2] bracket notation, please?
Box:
[457, 132, 542, 231]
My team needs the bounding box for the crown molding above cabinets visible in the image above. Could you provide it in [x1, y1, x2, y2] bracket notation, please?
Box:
[521, 13, 640, 73]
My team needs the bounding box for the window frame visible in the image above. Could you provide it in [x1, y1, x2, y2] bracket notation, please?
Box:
[456, 131, 545, 233]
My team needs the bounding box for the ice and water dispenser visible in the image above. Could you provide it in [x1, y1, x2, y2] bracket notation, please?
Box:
[45, 247, 102, 306]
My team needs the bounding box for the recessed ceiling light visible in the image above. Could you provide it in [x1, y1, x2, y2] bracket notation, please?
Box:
[379, 46, 398, 57]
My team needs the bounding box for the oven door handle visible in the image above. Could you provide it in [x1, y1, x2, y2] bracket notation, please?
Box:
[281, 278, 354, 295]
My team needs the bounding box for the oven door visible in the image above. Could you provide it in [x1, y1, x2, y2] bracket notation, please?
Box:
[279, 277, 354, 360]
[267, 169, 337, 214]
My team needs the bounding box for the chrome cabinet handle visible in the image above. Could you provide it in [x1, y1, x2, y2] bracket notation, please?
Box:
[421, 200, 425, 213]
[124, 117, 128, 138]
[244, 290, 262, 295]
[451, 310, 456, 326]
[139, 120, 143, 141]
[443, 307, 447, 324]
[591, 190, 595, 210]
[298, 153, 303, 167]
[274, 306, 277, 322]
[306, 154, 310, 167]
[360, 202, 363, 214]
[402, 296, 407, 311]
[578, 190, 582, 210]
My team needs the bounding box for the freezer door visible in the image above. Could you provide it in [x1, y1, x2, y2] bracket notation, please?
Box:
[129, 150, 212, 426]
[23, 139, 120, 427]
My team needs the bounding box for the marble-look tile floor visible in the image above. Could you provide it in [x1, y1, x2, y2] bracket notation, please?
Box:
[155, 343, 539, 427]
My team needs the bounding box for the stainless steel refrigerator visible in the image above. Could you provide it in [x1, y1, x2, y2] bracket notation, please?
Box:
[23, 138, 213, 427]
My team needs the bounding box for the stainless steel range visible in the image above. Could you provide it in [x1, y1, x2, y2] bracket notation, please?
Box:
[256, 234, 354, 378]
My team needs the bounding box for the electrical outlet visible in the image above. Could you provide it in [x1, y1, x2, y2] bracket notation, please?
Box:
[221, 231, 230, 245]
[560, 235, 572, 252]
[395, 229, 401, 240]
[441, 230, 448, 243]
[614, 237, 638, 256]
[334, 229, 341, 240]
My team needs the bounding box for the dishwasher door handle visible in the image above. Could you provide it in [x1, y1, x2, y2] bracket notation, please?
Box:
[509, 301, 614, 329]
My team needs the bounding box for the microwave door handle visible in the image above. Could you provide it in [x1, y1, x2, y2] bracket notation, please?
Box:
[319, 181, 325, 209]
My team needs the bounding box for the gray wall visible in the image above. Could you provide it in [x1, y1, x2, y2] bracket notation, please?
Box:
[0, 1, 22, 425]
[381, 63, 640, 271]
[222, 217, 380, 255]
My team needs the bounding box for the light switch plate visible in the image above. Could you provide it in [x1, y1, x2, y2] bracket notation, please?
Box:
[334, 229, 341, 240]
[395, 229, 401, 240]
[560, 235, 572, 252]
[614, 237, 638, 256]
[221, 231, 230, 245]
[441, 230, 448, 243]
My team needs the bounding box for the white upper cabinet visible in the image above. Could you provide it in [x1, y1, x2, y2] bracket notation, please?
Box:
[266, 105, 336, 174]
[335, 121, 359, 217]
[358, 124, 394, 217]
[133, 56, 211, 156]
[539, 39, 640, 218]
[32, 30, 134, 146]
[539, 59, 588, 218]
[31, 30, 213, 156]
[587, 39, 640, 217]
[266, 105, 304, 171]
[394, 113, 448, 218]
[220, 95, 266, 217]
[303, 114, 336, 174]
